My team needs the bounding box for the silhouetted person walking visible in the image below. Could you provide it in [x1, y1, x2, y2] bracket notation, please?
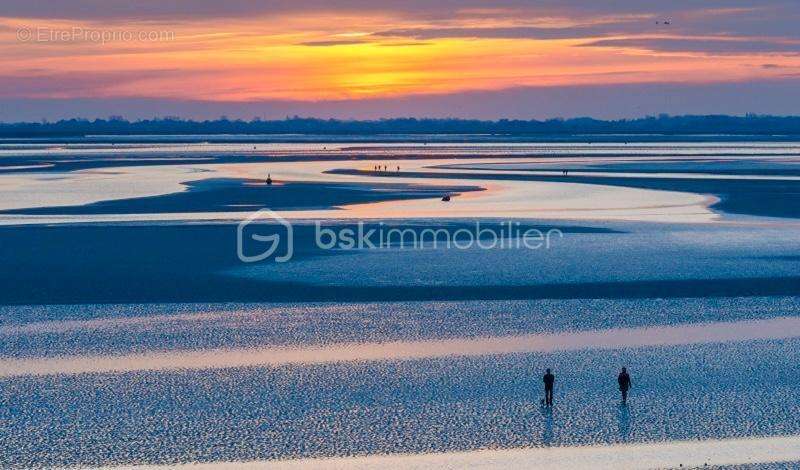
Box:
[618, 367, 631, 404]
[543, 368, 555, 406]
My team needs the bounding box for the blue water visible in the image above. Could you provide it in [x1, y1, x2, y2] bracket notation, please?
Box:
[3, 339, 800, 466]
[2, 140, 800, 466]
[3, 296, 800, 358]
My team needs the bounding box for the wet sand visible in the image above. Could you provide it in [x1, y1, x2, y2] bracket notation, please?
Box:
[120, 434, 800, 469]
[3, 316, 799, 377]
[0, 158, 719, 224]
[331, 167, 800, 219]
[0, 178, 482, 215]
[3, 142, 800, 467]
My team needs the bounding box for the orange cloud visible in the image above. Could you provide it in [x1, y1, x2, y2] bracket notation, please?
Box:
[2, 8, 800, 102]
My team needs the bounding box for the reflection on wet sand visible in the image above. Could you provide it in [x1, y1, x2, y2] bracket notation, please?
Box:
[0, 156, 718, 225]
[113, 434, 800, 469]
[4, 316, 800, 378]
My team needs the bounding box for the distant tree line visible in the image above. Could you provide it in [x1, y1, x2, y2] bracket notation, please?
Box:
[2, 114, 800, 137]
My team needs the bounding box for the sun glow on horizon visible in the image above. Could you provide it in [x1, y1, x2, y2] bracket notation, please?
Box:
[2, 6, 800, 103]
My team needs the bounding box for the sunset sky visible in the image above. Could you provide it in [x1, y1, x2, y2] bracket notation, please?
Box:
[2, 0, 800, 120]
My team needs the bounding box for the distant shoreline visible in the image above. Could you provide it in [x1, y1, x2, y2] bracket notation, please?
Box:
[2, 115, 800, 140]
[4, 134, 800, 144]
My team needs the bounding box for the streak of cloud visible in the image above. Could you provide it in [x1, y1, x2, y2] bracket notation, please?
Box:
[580, 37, 800, 55]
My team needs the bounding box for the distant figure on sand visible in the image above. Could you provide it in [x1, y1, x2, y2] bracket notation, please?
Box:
[543, 368, 555, 406]
[397, 166, 400, 172]
[266, 173, 272, 185]
[618, 367, 631, 404]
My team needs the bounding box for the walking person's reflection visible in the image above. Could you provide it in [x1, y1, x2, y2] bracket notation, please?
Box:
[617, 402, 631, 440]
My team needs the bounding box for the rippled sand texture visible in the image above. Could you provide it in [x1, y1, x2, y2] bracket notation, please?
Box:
[3, 141, 800, 468]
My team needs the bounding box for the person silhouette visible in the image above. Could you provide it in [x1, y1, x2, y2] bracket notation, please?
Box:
[543, 368, 555, 406]
[618, 367, 631, 404]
